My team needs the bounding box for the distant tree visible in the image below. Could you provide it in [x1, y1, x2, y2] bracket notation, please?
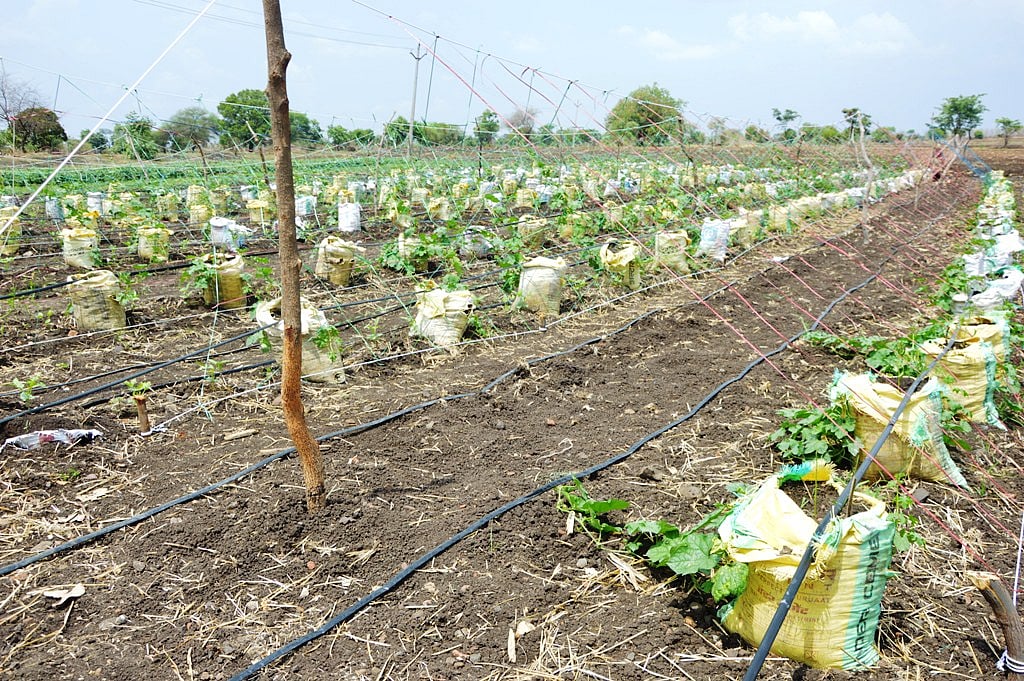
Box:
[744, 124, 770, 143]
[326, 124, 375, 149]
[871, 126, 899, 143]
[112, 112, 160, 159]
[157, 106, 219, 150]
[932, 94, 986, 146]
[606, 83, 684, 145]
[506, 106, 538, 138]
[996, 117, 1023, 148]
[559, 128, 599, 145]
[218, 88, 270, 150]
[289, 111, 322, 146]
[801, 123, 842, 144]
[473, 110, 500, 144]
[80, 128, 110, 151]
[771, 108, 800, 143]
[842, 107, 873, 140]
[11, 107, 67, 151]
[0, 66, 41, 137]
[413, 120, 463, 145]
[707, 117, 727, 145]
[383, 116, 409, 146]
[534, 123, 558, 145]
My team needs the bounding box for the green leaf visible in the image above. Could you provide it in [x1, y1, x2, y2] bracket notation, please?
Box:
[892, 532, 912, 553]
[625, 519, 679, 537]
[583, 498, 630, 515]
[649, 533, 719, 576]
[711, 562, 749, 601]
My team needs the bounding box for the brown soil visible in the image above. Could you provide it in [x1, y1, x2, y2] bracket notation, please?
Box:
[2, 158, 1024, 681]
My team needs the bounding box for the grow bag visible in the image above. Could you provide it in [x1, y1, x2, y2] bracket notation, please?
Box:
[254, 297, 344, 384]
[410, 287, 474, 349]
[61, 226, 98, 269]
[314, 236, 364, 286]
[515, 256, 567, 318]
[831, 372, 969, 488]
[719, 460, 894, 670]
[653, 231, 690, 274]
[68, 270, 126, 332]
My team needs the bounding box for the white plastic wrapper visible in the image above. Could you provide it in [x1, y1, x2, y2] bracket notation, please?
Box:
[696, 218, 731, 262]
[1, 429, 102, 452]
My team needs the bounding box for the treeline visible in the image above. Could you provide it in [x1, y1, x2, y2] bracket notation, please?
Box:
[0, 77, 1010, 155]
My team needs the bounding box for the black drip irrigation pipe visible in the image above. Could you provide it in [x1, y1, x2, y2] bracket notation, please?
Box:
[1, 176, 961, 434]
[0, 245, 295, 301]
[78, 360, 278, 411]
[0, 188, 950, 582]
[0, 304, 667, 579]
[741, 326, 961, 681]
[0, 321, 277, 430]
[226, 245, 891, 681]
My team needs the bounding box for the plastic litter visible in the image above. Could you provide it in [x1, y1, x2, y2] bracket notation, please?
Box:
[2, 429, 103, 452]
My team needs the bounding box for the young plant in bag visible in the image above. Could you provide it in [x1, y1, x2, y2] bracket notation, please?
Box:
[770, 402, 860, 469]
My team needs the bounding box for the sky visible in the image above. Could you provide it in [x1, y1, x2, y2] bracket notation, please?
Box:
[1, 0, 1022, 141]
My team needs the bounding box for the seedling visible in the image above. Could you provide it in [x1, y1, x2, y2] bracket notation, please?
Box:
[555, 479, 628, 535]
[769, 402, 860, 469]
[555, 481, 748, 604]
[310, 324, 343, 362]
[11, 376, 46, 404]
[124, 378, 152, 433]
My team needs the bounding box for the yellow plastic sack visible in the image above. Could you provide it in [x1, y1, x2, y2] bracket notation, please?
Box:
[653, 232, 690, 275]
[956, 315, 1009, 361]
[718, 460, 894, 670]
[410, 286, 474, 349]
[599, 240, 641, 290]
[921, 337, 1002, 428]
[515, 256, 566, 318]
[831, 372, 969, 488]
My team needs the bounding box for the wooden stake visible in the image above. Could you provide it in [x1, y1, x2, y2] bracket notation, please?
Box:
[968, 571, 1024, 680]
[262, 0, 326, 514]
[133, 395, 151, 434]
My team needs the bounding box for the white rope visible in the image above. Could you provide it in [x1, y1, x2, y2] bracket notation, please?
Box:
[998, 650, 1024, 674]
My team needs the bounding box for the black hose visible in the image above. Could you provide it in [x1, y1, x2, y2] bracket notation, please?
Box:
[0, 189, 940, 580]
[227, 245, 887, 681]
[0, 321, 276, 430]
[0, 305, 661, 579]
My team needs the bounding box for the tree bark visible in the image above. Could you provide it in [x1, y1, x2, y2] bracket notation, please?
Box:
[968, 572, 1024, 680]
[262, 0, 326, 514]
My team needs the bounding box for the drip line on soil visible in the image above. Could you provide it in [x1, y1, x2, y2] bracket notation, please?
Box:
[0, 223, 906, 582]
[226, 231, 898, 681]
[0, 181, 961, 585]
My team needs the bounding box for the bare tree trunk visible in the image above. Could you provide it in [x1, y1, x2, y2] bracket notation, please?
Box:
[968, 572, 1024, 680]
[262, 0, 326, 514]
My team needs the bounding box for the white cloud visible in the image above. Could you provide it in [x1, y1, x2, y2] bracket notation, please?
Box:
[729, 10, 919, 56]
[729, 10, 839, 44]
[845, 13, 920, 56]
[616, 25, 720, 61]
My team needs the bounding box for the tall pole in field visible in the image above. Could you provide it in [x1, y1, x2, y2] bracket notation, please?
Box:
[408, 44, 424, 156]
[262, 0, 327, 514]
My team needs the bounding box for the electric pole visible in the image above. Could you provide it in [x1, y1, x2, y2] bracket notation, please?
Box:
[408, 44, 424, 156]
